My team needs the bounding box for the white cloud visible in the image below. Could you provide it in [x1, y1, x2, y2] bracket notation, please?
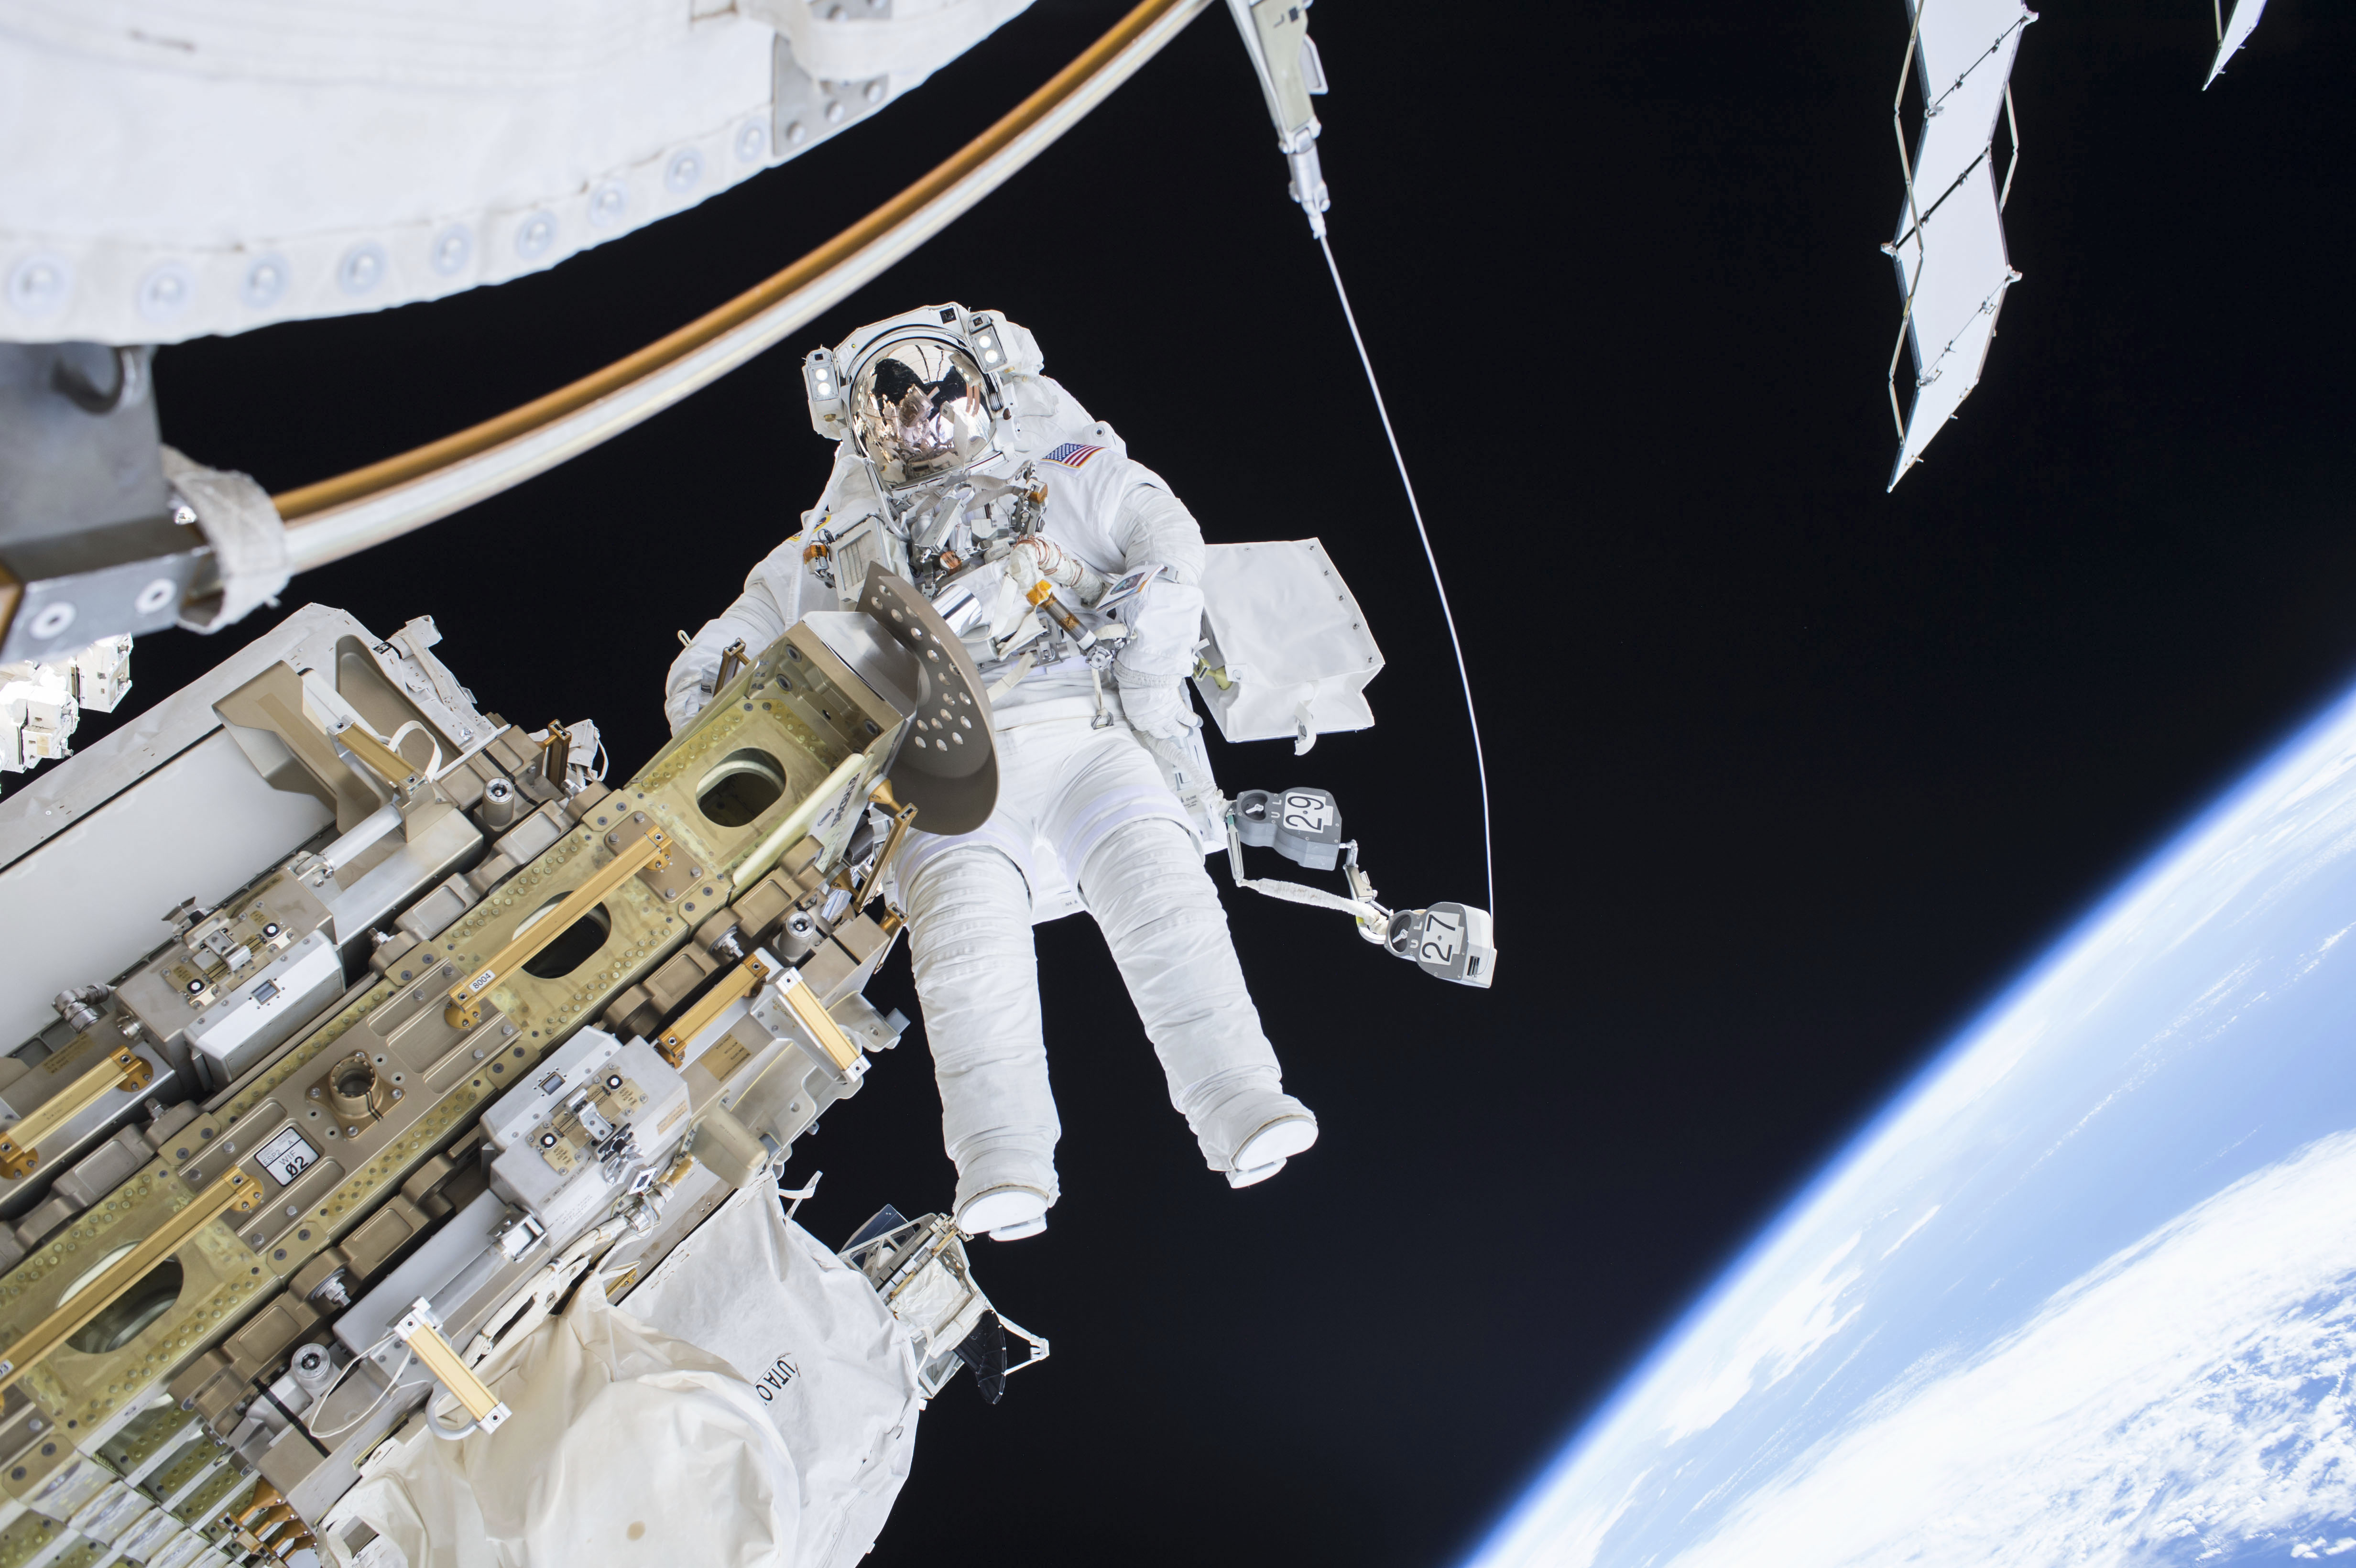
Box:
[1471, 704, 2356, 1568]
[1880, 1205, 1940, 1260]
[1657, 1234, 1865, 1443]
[1481, 1472, 1647, 1568]
[1665, 1129, 2356, 1568]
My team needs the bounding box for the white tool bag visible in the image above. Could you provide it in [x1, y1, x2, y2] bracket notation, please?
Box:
[1192, 539, 1384, 745]
[324, 1189, 924, 1568]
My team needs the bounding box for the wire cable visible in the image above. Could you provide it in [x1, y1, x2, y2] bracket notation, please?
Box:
[1316, 233, 1495, 922]
[309, 1340, 418, 1441]
[302, 1333, 391, 1416]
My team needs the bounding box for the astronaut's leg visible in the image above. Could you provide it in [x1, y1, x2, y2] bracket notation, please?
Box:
[901, 844, 1060, 1239]
[1077, 817, 1318, 1186]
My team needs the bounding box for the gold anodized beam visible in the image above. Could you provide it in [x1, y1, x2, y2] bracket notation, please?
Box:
[393, 1305, 511, 1433]
[0, 1045, 154, 1179]
[446, 822, 670, 1027]
[850, 778, 917, 915]
[654, 953, 775, 1067]
[328, 719, 420, 795]
[777, 968, 860, 1073]
[0, 1167, 253, 1394]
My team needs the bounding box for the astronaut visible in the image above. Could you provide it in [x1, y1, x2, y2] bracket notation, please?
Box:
[667, 305, 1317, 1240]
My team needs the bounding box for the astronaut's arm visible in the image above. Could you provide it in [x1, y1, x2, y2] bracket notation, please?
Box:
[1108, 484, 1208, 736]
[664, 537, 819, 734]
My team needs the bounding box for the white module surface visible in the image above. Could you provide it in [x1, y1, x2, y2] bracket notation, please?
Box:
[0, 0, 1032, 345]
[0, 728, 331, 1048]
[1887, 0, 2035, 489]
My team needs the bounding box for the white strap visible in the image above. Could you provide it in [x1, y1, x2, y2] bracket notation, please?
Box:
[986, 650, 1036, 700]
[161, 445, 288, 634]
[1236, 875, 1383, 925]
[782, 1169, 824, 1225]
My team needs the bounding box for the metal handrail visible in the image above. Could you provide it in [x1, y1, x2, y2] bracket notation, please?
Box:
[274, 0, 1211, 574]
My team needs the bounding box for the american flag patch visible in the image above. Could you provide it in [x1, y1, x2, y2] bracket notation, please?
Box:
[1044, 442, 1104, 468]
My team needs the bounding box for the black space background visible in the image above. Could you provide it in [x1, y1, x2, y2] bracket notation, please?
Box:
[31, 2, 2356, 1563]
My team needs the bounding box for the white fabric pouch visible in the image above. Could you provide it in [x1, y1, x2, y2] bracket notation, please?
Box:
[1192, 538, 1384, 744]
[626, 1188, 926, 1568]
[324, 1190, 922, 1568]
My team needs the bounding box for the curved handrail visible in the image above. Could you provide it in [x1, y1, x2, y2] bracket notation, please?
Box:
[274, 0, 1210, 573]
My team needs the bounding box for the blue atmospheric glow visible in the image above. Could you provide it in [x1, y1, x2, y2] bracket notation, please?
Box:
[1469, 678, 2356, 1568]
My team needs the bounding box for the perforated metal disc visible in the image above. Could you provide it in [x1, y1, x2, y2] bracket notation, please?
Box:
[858, 564, 998, 835]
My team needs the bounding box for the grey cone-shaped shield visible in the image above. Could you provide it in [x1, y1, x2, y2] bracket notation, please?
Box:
[859, 565, 998, 835]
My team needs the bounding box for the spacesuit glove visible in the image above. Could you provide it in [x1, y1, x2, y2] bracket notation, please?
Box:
[1006, 537, 1107, 606]
[1128, 711, 1213, 818]
[664, 687, 708, 737]
[1115, 671, 1193, 740]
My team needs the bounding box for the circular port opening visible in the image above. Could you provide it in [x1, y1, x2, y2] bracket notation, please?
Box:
[66, 1257, 183, 1355]
[698, 748, 788, 827]
[516, 899, 614, 979]
[330, 1051, 383, 1121]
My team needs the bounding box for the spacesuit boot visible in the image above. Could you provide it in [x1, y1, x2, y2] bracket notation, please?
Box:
[1194, 1082, 1320, 1188]
[1076, 817, 1319, 1186]
[954, 1146, 1057, 1240]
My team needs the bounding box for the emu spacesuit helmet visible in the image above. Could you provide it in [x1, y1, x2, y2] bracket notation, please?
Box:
[807, 305, 1042, 488]
[846, 335, 997, 490]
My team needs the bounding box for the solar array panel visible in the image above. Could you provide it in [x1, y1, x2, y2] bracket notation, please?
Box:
[1885, 0, 2035, 490]
[2206, 0, 2270, 88]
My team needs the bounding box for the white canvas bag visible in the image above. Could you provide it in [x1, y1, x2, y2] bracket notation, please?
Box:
[324, 1189, 922, 1568]
[1192, 539, 1384, 745]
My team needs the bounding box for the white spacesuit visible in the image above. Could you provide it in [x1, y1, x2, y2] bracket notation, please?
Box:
[667, 305, 1317, 1240]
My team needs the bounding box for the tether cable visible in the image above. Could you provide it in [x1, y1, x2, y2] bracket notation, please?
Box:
[1317, 232, 1495, 922]
[270, 0, 1211, 572]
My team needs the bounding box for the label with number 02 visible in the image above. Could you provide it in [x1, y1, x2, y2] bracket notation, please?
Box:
[256, 1125, 320, 1187]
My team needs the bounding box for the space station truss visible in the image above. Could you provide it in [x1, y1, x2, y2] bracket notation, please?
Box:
[1883, 0, 2035, 491]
